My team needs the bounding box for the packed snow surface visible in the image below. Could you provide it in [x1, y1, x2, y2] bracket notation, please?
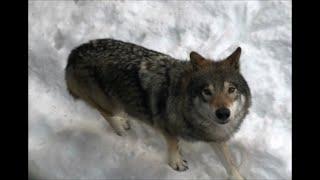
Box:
[29, 1, 292, 179]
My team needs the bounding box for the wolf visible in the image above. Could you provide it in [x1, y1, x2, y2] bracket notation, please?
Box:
[65, 38, 251, 180]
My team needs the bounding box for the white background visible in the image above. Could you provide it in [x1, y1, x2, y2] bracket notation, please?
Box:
[29, 1, 292, 179]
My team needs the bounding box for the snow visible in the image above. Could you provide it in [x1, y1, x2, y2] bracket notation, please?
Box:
[28, 1, 292, 179]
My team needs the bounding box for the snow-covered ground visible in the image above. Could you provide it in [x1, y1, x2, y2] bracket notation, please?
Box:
[28, 1, 292, 179]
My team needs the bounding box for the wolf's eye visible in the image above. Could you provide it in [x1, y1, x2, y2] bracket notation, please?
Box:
[202, 88, 212, 96]
[228, 87, 236, 94]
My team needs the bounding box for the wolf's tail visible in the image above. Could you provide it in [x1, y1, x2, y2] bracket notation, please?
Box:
[65, 51, 80, 99]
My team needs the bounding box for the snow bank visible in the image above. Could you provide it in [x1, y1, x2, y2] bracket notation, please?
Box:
[28, 1, 291, 179]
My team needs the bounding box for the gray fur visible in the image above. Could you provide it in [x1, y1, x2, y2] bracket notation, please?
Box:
[65, 38, 251, 172]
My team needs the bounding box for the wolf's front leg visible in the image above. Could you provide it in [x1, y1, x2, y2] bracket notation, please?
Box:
[210, 142, 245, 180]
[163, 134, 188, 171]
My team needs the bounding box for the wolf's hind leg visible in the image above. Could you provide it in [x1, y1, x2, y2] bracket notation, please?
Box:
[66, 68, 130, 136]
[98, 109, 130, 136]
[91, 96, 130, 136]
[76, 85, 130, 136]
[78, 96, 129, 136]
[163, 133, 188, 171]
[86, 85, 130, 136]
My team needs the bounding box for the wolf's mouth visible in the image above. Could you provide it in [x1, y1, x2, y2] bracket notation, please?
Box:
[216, 118, 230, 125]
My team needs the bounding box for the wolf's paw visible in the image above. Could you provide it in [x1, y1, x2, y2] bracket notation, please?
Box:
[169, 158, 188, 171]
[110, 117, 130, 136]
[119, 117, 131, 130]
[228, 170, 245, 180]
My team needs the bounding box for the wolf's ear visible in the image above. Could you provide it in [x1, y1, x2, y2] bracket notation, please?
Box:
[225, 47, 241, 71]
[190, 51, 208, 69]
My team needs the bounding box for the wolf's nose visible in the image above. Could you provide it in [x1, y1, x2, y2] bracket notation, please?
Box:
[215, 107, 230, 123]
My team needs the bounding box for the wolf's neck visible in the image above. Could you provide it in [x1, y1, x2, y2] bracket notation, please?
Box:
[164, 60, 193, 136]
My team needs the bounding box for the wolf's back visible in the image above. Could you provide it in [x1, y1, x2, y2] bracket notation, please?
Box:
[64, 38, 172, 122]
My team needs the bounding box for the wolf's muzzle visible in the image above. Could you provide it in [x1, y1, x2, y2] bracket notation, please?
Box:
[215, 107, 230, 124]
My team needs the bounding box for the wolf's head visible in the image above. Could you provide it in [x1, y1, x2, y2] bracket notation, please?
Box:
[182, 47, 251, 142]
